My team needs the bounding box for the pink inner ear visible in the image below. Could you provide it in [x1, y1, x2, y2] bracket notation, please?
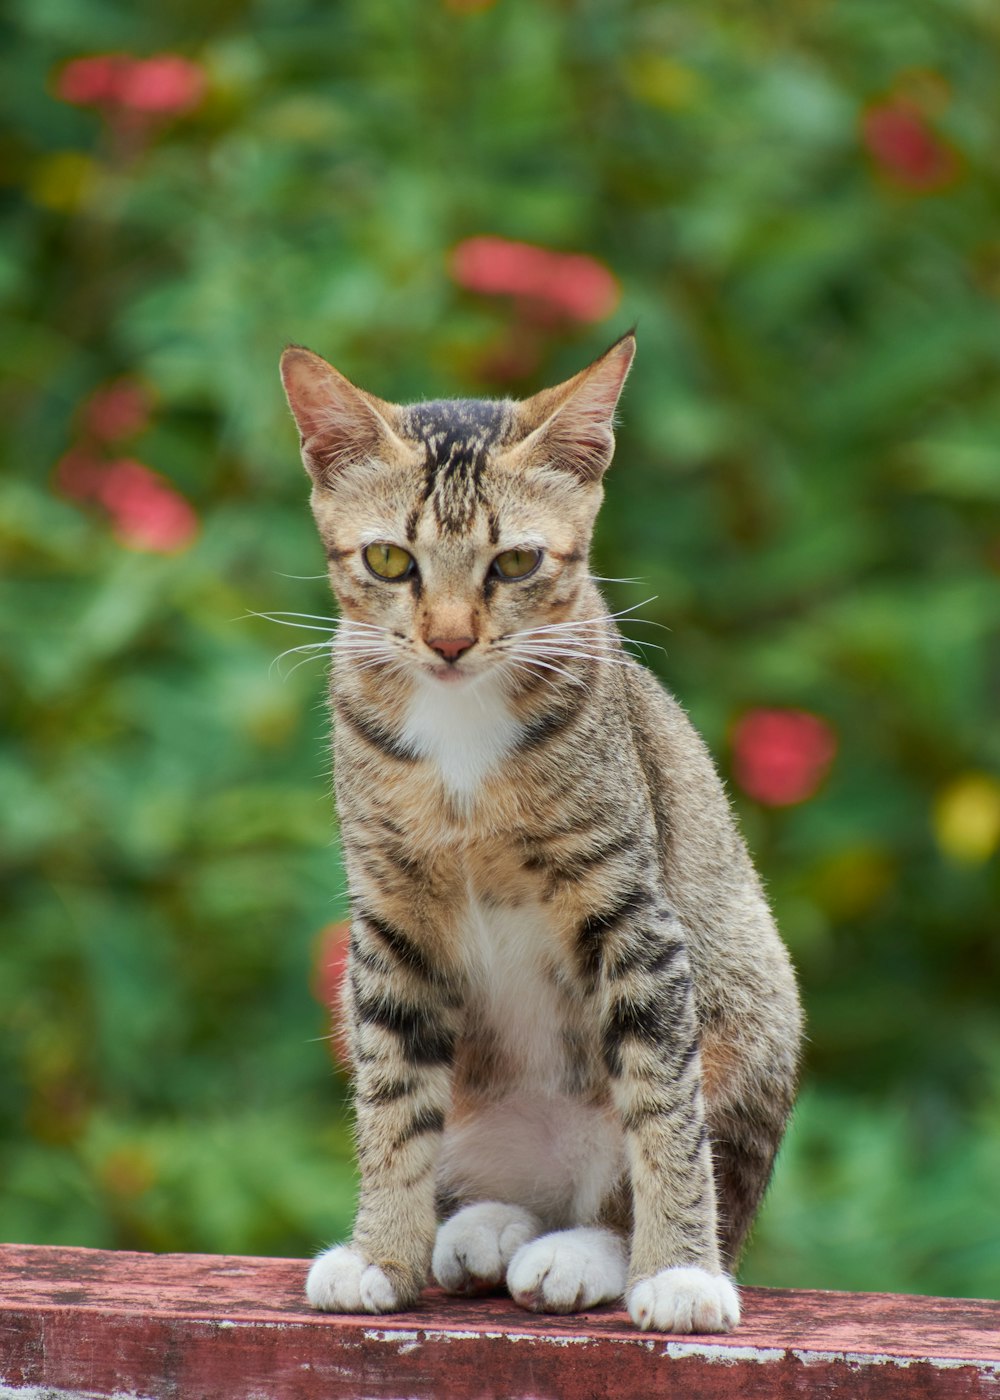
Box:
[529, 335, 635, 480]
[280, 348, 342, 440]
[280, 347, 392, 483]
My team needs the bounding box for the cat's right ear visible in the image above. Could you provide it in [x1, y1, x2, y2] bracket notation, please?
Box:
[280, 346, 401, 487]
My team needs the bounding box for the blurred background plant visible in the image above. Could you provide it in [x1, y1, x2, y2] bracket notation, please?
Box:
[2, 0, 998, 1298]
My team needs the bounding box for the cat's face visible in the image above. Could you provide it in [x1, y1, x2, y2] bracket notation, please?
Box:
[280, 337, 634, 689]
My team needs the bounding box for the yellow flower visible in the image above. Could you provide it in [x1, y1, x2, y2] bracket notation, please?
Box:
[625, 55, 703, 111]
[29, 152, 97, 212]
[933, 773, 1000, 865]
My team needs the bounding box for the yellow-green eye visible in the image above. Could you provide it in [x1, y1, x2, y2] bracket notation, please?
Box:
[492, 547, 541, 580]
[363, 542, 415, 580]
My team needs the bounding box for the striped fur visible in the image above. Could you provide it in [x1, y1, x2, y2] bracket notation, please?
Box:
[281, 335, 802, 1332]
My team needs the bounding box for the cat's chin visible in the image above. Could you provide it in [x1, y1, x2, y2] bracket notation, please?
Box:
[425, 664, 473, 685]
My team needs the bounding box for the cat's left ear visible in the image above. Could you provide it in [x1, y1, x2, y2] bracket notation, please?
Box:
[518, 332, 635, 481]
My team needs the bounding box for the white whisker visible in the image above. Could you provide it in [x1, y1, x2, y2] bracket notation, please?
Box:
[512, 647, 633, 670]
[245, 612, 338, 634]
[282, 650, 334, 680]
[508, 655, 588, 687]
[503, 597, 660, 642]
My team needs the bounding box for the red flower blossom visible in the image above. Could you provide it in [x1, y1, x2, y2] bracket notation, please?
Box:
[81, 378, 151, 444]
[55, 452, 198, 554]
[451, 236, 619, 324]
[312, 920, 352, 1068]
[55, 52, 205, 118]
[862, 97, 957, 192]
[732, 708, 837, 807]
[98, 459, 198, 553]
[55, 55, 122, 106]
[116, 56, 205, 115]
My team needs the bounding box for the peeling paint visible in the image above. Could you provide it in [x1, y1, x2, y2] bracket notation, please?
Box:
[0, 1385, 158, 1400]
[792, 1348, 1000, 1378]
[663, 1341, 786, 1365]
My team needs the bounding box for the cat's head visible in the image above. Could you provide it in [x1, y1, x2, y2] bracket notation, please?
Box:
[280, 335, 634, 688]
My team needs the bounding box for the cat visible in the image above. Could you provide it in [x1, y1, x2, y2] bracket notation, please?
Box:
[279, 333, 802, 1334]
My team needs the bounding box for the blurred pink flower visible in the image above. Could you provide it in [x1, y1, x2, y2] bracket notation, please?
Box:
[55, 55, 122, 106]
[732, 708, 837, 807]
[863, 97, 957, 191]
[55, 52, 205, 118]
[98, 459, 198, 553]
[116, 56, 206, 115]
[56, 451, 197, 554]
[81, 378, 151, 443]
[312, 921, 351, 1068]
[451, 236, 620, 323]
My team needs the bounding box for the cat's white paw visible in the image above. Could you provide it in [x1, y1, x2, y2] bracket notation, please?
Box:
[627, 1266, 740, 1334]
[507, 1228, 627, 1314]
[433, 1202, 541, 1294]
[305, 1245, 401, 1314]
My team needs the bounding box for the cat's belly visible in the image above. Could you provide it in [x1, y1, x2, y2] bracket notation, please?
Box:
[438, 1092, 625, 1228]
[437, 894, 626, 1227]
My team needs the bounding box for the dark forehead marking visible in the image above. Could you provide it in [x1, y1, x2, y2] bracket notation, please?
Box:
[401, 399, 517, 535]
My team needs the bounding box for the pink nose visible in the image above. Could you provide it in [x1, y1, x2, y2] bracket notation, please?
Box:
[427, 635, 476, 662]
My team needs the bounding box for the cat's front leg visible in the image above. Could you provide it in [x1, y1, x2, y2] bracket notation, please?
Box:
[600, 910, 739, 1333]
[307, 909, 462, 1313]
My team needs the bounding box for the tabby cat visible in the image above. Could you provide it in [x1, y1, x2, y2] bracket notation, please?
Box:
[280, 334, 801, 1334]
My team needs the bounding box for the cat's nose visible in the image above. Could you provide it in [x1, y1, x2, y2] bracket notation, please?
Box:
[426, 635, 476, 662]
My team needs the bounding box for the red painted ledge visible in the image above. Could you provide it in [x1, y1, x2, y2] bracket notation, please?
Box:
[1, 1243, 998, 1399]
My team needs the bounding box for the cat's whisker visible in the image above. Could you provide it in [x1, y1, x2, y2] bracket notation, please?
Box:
[504, 618, 607, 639]
[619, 634, 668, 658]
[250, 609, 391, 638]
[509, 638, 632, 664]
[501, 662, 578, 695]
[506, 654, 589, 687]
[514, 648, 634, 671]
[606, 596, 660, 621]
[245, 612, 339, 635]
[333, 642, 397, 659]
[505, 599, 660, 642]
[513, 645, 617, 665]
[270, 640, 332, 678]
[259, 609, 341, 624]
[282, 650, 335, 680]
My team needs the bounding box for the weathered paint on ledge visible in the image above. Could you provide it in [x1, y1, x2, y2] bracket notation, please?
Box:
[0, 1244, 998, 1400]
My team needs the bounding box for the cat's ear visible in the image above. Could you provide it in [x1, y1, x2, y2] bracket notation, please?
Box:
[280, 346, 402, 486]
[518, 332, 635, 481]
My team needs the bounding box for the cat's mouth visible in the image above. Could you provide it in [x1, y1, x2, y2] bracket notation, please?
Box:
[426, 662, 471, 684]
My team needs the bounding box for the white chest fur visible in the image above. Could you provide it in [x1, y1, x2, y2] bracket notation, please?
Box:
[400, 677, 523, 801]
[464, 896, 563, 1080]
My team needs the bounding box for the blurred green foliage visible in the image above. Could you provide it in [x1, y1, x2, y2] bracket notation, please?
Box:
[2, 0, 998, 1298]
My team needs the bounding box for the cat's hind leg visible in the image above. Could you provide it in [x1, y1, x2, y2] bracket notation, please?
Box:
[506, 1228, 628, 1313]
[432, 1202, 542, 1295]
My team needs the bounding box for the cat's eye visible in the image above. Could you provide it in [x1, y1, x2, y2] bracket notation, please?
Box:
[363, 543, 415, 581]
[491, 547, 542, 581]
